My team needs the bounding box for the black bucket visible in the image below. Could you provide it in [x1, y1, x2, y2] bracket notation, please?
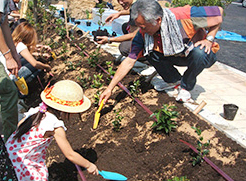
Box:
[223, 104, 238, 120]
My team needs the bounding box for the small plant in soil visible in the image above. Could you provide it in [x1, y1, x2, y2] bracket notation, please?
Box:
[65, 60, 82, 71]
[77, 71, 91, 88]
[55, 19, 67, 39]
[150, 104, 178, 134]
[112, 109, 124, 132]
[93, 90, 101, 106]
[167, 176, 190, 181]
[60, 41, 68, 54]
[129, 79, 140, 99]
[87, 47, 100, 67]
[191, 126, 210, 166]
[91, 74, 104, 89]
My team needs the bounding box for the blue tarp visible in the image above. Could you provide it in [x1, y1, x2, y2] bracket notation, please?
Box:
[215, 30, 246, 42]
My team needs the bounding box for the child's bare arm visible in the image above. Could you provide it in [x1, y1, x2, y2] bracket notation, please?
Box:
[54, 127, 98, 175]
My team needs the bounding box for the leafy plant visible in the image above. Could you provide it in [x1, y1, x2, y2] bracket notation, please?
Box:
[55, 19, 67, 39]
[93, 90, 101, 105]
[65, 60, 82, 71]
[150, 104, 178, 134]
[96, 2, 106, 29]
[77, 71, 91, 88]
[191, 126, 210, 166]
[112, 109, 124, 131]
[60, 41, 68, 54]
[87, 47, 100, 67]
[167, 176, 190, 181]
[91, 74, 104, 88]
[85, 9, 90, 19]
[129, 80, 140, 98]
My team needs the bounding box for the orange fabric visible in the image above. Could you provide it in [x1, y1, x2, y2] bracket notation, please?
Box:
[44, 86, 83, 107]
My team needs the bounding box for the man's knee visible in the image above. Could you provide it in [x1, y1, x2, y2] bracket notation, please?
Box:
[189, 47, 216, 67]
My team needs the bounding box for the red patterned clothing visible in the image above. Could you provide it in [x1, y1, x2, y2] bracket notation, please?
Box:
[5, 107, 66, 181]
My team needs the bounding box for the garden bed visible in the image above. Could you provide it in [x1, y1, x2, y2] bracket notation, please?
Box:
[22, 2, 246, 180]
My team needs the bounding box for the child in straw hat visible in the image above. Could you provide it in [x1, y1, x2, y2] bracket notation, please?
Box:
[5, 80, 98, 180]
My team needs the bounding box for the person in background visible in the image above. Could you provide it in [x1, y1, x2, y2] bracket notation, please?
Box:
[99, 0, 223, 104]
[8, 0, 21, 22]
[5, 80, 98, 180]
[0, 0, 21, 142]
[96, 0, 139, 58]
[11, 21, 51, 83]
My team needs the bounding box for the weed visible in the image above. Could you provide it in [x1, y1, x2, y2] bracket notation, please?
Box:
[91, 74, 104, 88]
[191, 126, 210, 166]
[112, 109, 124, 131]
[150, 104, 178, 134]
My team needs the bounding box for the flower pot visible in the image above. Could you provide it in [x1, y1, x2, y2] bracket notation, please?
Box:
[223, 104, 238, 120]
[86, 21, 91, 26]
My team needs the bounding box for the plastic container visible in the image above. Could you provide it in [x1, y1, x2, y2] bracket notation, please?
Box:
[112, 15, 130, 35]
[92, 8, 118, 26]
[223, 104, 238, 120]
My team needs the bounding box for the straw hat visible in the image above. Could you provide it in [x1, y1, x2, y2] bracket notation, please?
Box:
[40, 80, 91, 113]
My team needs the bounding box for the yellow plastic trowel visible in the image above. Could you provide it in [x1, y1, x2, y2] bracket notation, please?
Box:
[15, 76, 28, 95]
[93, 99, 104, 129]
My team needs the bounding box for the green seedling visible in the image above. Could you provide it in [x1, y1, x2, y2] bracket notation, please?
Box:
[60, 41, 68, 54]
[65, 60, 82, 71]
[87, 47, 100, 67]
[91, 74, 104, 89]
[167, 176, 190, 181]
[191, 126, 210, 166]
[150, 104, 178, 134]
[96, 2, 106, 29]
[112, 109, 124, 131]
[86, 9, 90, 19]
[129, 80, 140, 98]
[77, 71, 91, 88]
[93, 90, 101, 106]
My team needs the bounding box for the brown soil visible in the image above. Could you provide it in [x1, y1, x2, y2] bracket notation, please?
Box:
[22, 2, 246, 181]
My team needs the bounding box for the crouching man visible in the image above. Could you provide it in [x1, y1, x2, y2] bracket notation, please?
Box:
[99, 0, 223, 104]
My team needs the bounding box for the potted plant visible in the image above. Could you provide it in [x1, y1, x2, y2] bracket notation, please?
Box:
[85, 10, 91, 26]
[92, 2, 109, 41]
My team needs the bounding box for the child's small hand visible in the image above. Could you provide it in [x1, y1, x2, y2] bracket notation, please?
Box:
[86, 162, 98, 175]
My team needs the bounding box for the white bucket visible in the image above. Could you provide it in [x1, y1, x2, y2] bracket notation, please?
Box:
[92, 8, 118, 26]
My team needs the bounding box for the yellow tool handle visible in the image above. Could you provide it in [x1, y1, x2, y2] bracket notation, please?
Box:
[97, 99, 104, 113]
[93, 113, 100, 129]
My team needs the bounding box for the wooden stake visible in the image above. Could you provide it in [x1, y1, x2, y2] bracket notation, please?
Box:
[20, 0, 28, 19]
[193, 100, 207, 115]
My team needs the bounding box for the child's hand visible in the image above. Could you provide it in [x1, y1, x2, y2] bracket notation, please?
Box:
[86, 162, 98, 175]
